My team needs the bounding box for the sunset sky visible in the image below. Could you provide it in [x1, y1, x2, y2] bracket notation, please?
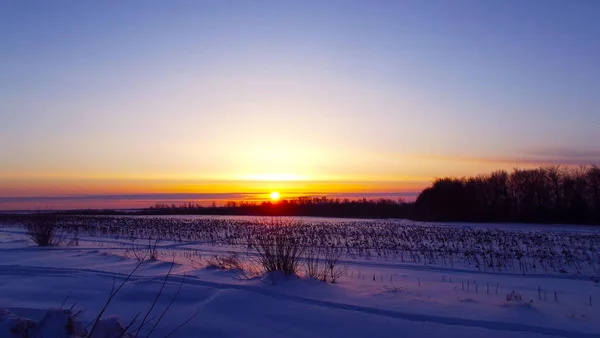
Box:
[1, 1, 600, 210]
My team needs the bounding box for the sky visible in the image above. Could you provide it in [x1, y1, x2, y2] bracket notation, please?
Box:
[1, 0, 600, 210]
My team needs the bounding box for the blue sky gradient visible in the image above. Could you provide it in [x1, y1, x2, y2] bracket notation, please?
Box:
[1, 0, 599, 209]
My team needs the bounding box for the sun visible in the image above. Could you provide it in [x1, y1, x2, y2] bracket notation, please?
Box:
[270, 191, 281, 201]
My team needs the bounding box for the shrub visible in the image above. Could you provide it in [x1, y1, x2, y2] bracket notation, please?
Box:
[324, 246, 347, 283]
[205, 254, 243, 270]
[148, 237, 159, 260]
[130, 237, 160, 262]
[506, 290, 523, 301]
[304, 247, 326, 281]
[25, 212, 62, 247]
[253, 227, 304, 277]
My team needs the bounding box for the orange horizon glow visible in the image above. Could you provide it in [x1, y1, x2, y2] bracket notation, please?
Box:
[0, 177, 428, 197]
[0, 152, 567, 201]
[2, 161, 598, 210]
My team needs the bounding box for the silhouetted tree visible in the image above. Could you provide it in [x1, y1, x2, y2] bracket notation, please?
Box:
[414, 165, 600, 224]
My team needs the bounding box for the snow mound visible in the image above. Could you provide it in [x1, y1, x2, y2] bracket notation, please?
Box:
[261, 270, 301, 284]
[0, 309, 36, 337]
[0, 308, 131, 338]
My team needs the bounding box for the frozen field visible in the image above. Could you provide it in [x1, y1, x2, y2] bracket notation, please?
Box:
[1, 216, 599, 337]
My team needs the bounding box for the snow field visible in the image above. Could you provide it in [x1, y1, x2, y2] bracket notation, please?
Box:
[1, 217, 599, 337]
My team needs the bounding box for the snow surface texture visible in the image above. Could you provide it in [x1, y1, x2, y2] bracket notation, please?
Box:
[1, 216, 599, 338]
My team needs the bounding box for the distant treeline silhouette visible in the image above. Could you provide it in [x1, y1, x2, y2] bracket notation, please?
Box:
[145, 197, 412, 219]
[142, 165, 600, 224]
[415, 165, 600, 224]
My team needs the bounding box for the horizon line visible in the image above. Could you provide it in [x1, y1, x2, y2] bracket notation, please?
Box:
[0, 192, 419, 211]
[0, 191, 419, 202]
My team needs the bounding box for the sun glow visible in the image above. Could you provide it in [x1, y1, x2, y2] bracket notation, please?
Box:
[244, 173, 305, 181]
[270, 191, 281, 200]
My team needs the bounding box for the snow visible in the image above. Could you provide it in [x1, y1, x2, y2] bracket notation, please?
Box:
[1, 218, 599, 337]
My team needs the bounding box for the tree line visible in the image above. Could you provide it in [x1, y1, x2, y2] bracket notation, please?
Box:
[143, 165, 600, 224]
[415, 165, 600, 224]
[145, 196, 413, 219]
